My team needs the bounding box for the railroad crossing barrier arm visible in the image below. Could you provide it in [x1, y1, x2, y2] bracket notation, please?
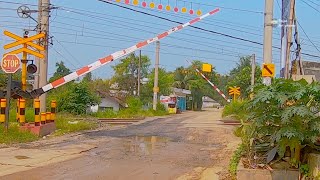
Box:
[26, 8, 221, 97]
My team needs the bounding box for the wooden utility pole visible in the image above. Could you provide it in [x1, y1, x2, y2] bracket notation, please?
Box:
[153, 41, 160, 110]
[251, 54, 256, 91]
[39, 0, 50, 111]
[137, 50, 141, 96]
[284, 0, 295, 79]
[262, 0, 274, 86]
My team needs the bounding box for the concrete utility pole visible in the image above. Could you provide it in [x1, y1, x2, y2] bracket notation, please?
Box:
[284, 0, 295, 79]
[262, 0, 274, 86]
[34, 0, 42, 89]
[137, 50, 141, 96]
[39, 0, 50, 111]
[153, 41, 160, 110]
[251, 54, 256, 91]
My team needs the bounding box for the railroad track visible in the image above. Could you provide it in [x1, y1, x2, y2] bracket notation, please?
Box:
[98, 118, 145, 125]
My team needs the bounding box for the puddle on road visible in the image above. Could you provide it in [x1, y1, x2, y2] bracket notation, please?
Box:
[15, 155, 30, 159]
[123, 136, 170, 155]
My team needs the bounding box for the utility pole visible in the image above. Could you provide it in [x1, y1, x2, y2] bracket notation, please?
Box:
[153, 41, 160, 110]
[262, 0, 274, 86]
[284, 0, 295, 79]
[137, 50, 141, 96]
[39, 0, 50, 111]
[34, 0, 42, 89]
[293, 15, 304, 75]
[251, 54, 256, 91]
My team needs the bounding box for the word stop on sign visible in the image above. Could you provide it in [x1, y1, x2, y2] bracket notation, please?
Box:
[2, 59, 20, 68]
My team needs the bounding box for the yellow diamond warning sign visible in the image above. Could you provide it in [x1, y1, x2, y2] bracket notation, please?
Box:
[262, 63, 275, 77]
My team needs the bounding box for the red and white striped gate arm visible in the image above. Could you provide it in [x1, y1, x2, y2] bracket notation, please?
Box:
[40, 8, 220, 93]
[186, 60, 231, 103]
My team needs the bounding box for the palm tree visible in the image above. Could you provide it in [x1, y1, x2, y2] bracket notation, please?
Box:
[172, 67, 193, 89]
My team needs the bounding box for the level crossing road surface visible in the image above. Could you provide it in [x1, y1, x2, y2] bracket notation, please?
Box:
[1, 108, 240, 180]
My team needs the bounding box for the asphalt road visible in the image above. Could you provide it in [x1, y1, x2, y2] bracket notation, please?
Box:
[2, 109, 239, 180]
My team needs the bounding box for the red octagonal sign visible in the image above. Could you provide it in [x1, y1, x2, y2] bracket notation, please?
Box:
[1, 54, 21, 74]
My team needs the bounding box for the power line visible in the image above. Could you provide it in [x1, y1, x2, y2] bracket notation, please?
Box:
[97, 0, 320, 59]
[297, 20, 320, 54]
[301, 0, 320, 14]
[305, 0, 320, 6]
[0, 1, 37, 7]
[52, 35, 84, 66]
[57, 40, 251, 63]
[50, 22, 275, 57]
[55, 6, 320, 49]
[56, 2, 320, 44]
[175, 0, 264, 14]
[51, 46, 78, 69]
[51, 30, 263, 58]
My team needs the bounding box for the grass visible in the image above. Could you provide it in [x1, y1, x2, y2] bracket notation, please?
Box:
[228, 144, 245, 179]
[93, 108, 168, 119]
[53, 113, 98, 136]
[1, 108, 98, 144]
[0, 123, 38, 144]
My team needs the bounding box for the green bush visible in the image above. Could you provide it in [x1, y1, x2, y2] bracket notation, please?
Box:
[48, 82, 100, 115]
[244, 79, 320, 167]
[222, 100, 248, 120]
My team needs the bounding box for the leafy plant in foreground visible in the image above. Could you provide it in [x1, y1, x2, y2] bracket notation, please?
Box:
[245, 79, 320, 166]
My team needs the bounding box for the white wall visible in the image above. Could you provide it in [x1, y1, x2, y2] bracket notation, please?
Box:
[100, 97, 120, 111]
[88, 97, 120, 112]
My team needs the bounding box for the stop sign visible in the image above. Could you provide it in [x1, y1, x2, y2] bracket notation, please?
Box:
[1, 54, 21, 73]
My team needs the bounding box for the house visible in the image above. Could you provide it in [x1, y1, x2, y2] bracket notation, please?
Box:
[202, 96, 221, 108]
[89, 91, 127, 113]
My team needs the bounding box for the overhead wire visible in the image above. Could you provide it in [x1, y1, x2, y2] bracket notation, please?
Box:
[296, 20, 320, 54]
[301, 0, 320, 14]
[96, 0, 320, 59]
[57, 39, 280, 63]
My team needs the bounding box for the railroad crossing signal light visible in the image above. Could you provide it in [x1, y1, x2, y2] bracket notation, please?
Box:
[27, 64, 37, 74]
[262, 63, 275, 77]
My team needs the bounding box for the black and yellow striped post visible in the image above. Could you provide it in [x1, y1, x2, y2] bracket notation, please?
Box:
[0, 99, 6, 123]
[34, 99, 40, 126]
[19, 99, 26, 124]
[41, 112, 46, 125]
[51, 100, 56, 123]
[46, 112, 51, 123]
[16, 99, 20, 122]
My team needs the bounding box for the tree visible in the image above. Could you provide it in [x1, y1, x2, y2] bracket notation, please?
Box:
[48, 82, 100, 114]
[172, 60, 220, 110]
[47, 62, 100, 114]
[91, 78, 111, 93]
[140, 68, 174, 104]
[112, 53, 150, 96]
[49, 61, 71, 82]
[83, 72, 93, 82]
[227, 56, 262, 98]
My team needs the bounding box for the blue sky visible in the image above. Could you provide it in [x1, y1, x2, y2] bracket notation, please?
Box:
[0, 0, 319, 79]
